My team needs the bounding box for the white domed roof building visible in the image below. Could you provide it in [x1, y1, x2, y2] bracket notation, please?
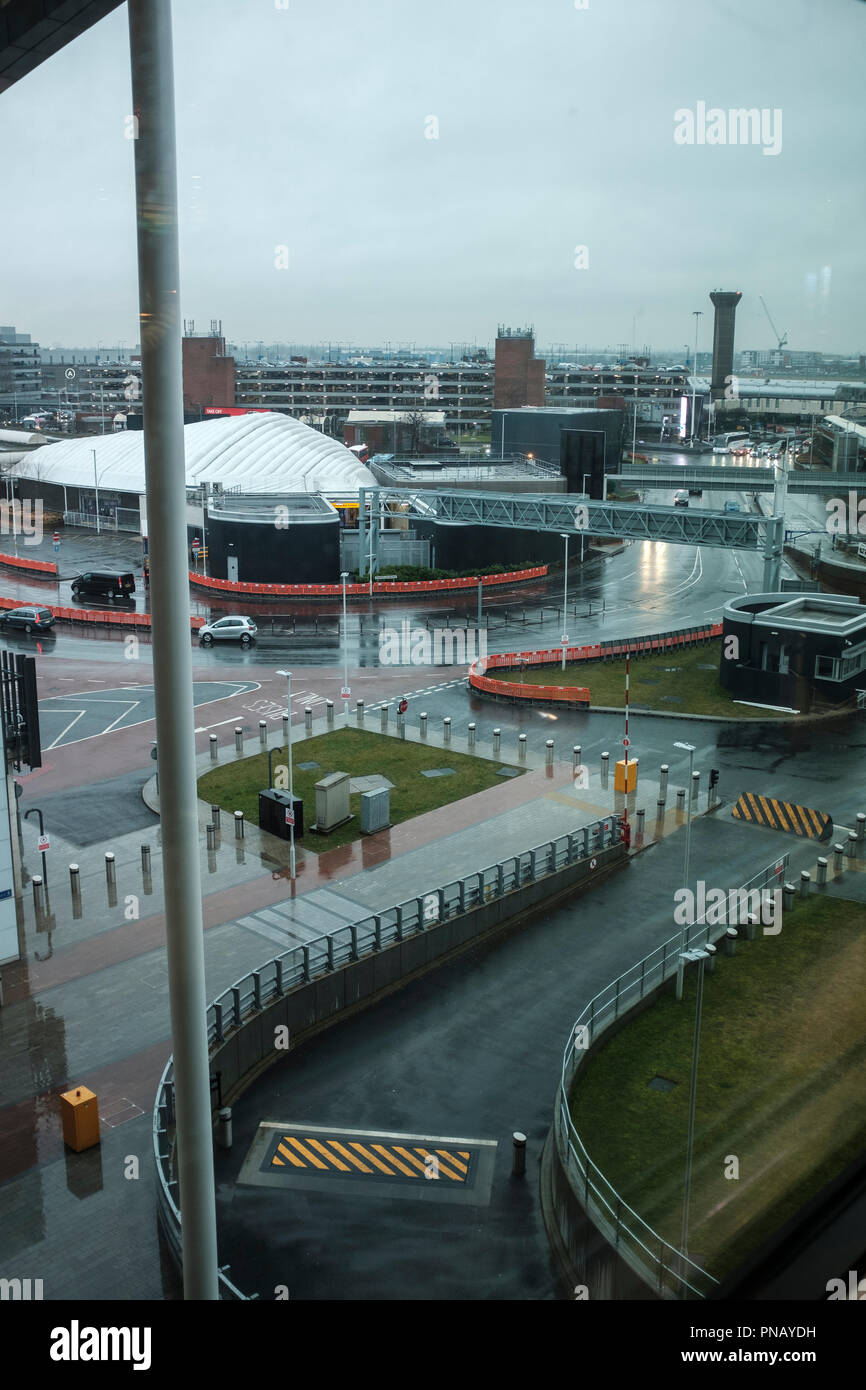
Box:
[8, 412, 378, 584]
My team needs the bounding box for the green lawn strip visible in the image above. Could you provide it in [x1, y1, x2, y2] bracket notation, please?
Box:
[492, 640, 771, 719]
[197, 727, 523, 853]
[568, 897, 866, 1279]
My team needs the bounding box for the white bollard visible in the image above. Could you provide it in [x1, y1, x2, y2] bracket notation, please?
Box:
[492, 728, 501, 755]
[304, 706, 312, 735]
[519, 734, 527, 760]
[420, 712, 428, 738]
[209, 733, 218, 761]
[326, 700, 334, 727]
[467, 722, 476, 749]
[234, 810, 245, 840]
[105, 852, 116, 886]
[259, 720, 267, 748]
[659, 764, 669, 799]
[443, 717, 451, 743]
[234, 727, 243, 754]
[380, 705, 389, 732]
[545, 739, 554, 767]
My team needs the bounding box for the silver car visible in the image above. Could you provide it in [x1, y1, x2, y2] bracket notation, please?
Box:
[198, 615, 257, 646]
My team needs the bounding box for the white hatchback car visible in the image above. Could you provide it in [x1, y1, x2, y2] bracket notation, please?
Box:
[198, 615, 258, 646]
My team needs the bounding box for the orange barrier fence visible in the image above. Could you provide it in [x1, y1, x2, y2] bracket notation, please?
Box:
[187, 565, 548, 598]
[0, 551, 58, 576]
[0, 595, 204, 631]
[470, 668, 590, 705]
[469, 623, 723, 705]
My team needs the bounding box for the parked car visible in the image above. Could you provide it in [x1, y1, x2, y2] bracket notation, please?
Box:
[70, 571, 136, 600]
[198, 615, 258, 646]
[0, 605, 55, 633]
[724, 501, 741, 513]
[674, 490, 689, 507]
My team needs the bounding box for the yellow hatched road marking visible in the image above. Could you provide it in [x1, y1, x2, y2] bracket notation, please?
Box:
[437, 1148, 468, 1173]
[305, 1137, 351, 1171]
[276, 1141, 305, 1168]
[350, 1143, 397, 1175]
[414, 1146, 464, 1181]
[286, 1137, 329, 1169]
[371, 1144, 416, 1177]
[770, 797, 790, 832]
[392, 1146, 429, 1175]
[327, 1140, 373, 1173]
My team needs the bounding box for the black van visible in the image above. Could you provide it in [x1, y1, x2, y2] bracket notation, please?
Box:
[71, 571, 136, 600]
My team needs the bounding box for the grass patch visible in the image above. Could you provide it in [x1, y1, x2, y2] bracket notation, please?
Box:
[569, 896, 866, 1279]
[198, 727, 523, 852]
[494, 640, 772, 718]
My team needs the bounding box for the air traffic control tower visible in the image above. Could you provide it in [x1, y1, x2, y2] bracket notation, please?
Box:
[709, 289, 742, 400]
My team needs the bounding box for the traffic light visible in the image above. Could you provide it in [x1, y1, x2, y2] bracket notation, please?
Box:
[709, 768, 719, 790]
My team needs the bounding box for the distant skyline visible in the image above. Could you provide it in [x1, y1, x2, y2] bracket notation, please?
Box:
[2, 0, 863, 352]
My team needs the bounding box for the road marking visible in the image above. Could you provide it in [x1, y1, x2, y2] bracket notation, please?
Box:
[732, 791, 832, 841]
[239, 1122, 497, 1205]
[44, 710, 86, 749]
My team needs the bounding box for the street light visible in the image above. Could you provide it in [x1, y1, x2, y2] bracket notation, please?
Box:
[341, 571, 350, 723]
[276, 669, 295, 879]
[678, 944, 713, 1266]
[691, 312, 702, 440]
[91, 448, 101, 535]
[674, 740, 696, 1001]
[560, 532, 569, 669]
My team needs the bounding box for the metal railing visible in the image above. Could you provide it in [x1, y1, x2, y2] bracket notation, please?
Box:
[555, 853, 789, 1301]
[154, 811, 622, 1294]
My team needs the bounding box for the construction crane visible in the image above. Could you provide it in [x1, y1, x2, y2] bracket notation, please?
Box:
[759, 296, 788, 351]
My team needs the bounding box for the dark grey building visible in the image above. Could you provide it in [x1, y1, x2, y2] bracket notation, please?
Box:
[720, 592, 866, 711]
[490, 407, 624, 499]
[204, 493, 342, 584]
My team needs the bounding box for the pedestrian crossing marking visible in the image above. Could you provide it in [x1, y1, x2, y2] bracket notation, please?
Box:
[732, 792, 832, 841]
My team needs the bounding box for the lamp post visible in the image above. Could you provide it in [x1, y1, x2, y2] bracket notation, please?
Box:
[91, 448, 101, 535]
[691, 312, 702, 440]
[341, 571, 350, 723]
[678, 944, 712, 1268]
[276, 669, 295, 879]
[560, 532, 569, 669]
[674, 740, 696, 1001]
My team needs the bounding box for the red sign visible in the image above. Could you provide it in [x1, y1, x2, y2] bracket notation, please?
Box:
[340, 687, 351, 700]
[203, 406, 273, 416]
[192, 537, 200, 553]
[285, 808, 295, 827]
[398, 699, 408, 714]
[622, 736, 630, 749]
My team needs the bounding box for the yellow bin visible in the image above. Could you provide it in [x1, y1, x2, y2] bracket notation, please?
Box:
[615, 758, 638, 793]
[60, 1085, 100, 1152]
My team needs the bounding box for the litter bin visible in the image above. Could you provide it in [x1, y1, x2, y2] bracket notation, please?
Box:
[258, 788, 304, 839]
[60, 1085, 100, 1152]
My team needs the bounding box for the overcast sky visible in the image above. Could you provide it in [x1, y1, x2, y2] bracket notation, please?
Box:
[1, 0, 863, 355]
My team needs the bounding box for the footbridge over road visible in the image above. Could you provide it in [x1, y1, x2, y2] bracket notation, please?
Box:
[358, 486, 785, 591]
[616, 463, 866, 495]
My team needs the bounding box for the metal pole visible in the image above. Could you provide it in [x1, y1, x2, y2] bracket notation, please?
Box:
[287, 672, 295, 879]
[680, 953, 706, 1260]
[128, 0, 218, 1299]
[92, 449, 101, 535]
[341, 571, 349, 724]
[675, 742, 695, 1001]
